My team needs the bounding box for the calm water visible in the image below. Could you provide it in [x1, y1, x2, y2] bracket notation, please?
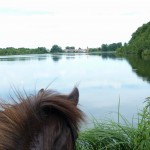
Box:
[0, 53, 150, 123]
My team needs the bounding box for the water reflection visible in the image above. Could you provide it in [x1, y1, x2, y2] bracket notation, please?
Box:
[0, 55, 47, 61]
[101, 52, 116, 59]
[88, 52, 118, 60]
[95, 53, 150, 83]
[0, 53, 150, 123]
[51, 55, 62, 62]
[125, 55, 150, 83]
[66, 55, 75, 60]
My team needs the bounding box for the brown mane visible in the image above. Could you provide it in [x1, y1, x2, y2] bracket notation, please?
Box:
[0, 87, 84, 150]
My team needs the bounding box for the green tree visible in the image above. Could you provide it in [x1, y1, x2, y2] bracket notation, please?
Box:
[101, 43, 122, 51]
[50, 45, 62, 53]
[89, 47, 101, 52]
[117, 21, 150, 55]
[0, 47, 48, 56]
[101, 44, 108, 51]
[65, 46, 75, 50]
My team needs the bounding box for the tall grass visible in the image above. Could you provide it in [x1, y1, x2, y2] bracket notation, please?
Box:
[76, 99, 150, 150]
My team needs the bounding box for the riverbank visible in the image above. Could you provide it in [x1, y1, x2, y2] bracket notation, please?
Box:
[0, 50, 116, 56]
[77, 98, 150, 150]
[0, 47, 48, 55]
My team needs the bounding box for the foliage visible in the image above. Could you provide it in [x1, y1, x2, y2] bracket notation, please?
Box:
[77, 99, 150, 150]
[101, 43, 122, 51]
[50, 45, 63, 53]
[142, 49, 150, 55]
[65, 46, 75, 50]
[117, 21, 150, 55]
[125, 55, 150, 83]
[0, 47, 48, 56]
[134, 104, 150, 149]
[89, 42, 122, 52]
[89, 48, 101, 52]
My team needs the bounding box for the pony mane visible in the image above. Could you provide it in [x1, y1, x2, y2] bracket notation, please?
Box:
[0, 88, 84, 150]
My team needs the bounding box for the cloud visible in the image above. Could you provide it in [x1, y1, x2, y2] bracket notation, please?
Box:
[0, 8, 55, 16]
[0, 0, 150, 48]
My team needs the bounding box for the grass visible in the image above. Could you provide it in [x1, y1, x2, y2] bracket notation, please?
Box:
[76, 98, 150, 150]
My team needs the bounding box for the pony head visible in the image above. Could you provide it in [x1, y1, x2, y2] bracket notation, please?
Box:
[0, 87, 84, 150]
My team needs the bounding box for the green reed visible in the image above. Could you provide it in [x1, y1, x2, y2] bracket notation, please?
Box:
[76, 98, 150, 150]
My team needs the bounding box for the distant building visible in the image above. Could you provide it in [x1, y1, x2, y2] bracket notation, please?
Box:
[63, 48, 76, 52]
[63, 47, 89, 53]
[77, 47, 89, 53]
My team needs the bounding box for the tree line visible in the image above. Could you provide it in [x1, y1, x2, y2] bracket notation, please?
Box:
[89, 42, 122, 52]
[117, 21, 150, 55]
[0, 42, 123, 55]
[1, 22, 150, 55]
[0, 47, 48, 55]
[50, 43, 122, 53]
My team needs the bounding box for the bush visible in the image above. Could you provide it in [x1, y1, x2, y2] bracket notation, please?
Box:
[77, 99, 150, 150]
[142, 49, 150, 55]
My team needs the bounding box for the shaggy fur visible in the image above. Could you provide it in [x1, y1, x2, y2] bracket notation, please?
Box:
[0, 87, 84, 150]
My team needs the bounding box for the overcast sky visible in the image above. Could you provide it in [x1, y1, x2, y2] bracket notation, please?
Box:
[0, 0, 149, 49]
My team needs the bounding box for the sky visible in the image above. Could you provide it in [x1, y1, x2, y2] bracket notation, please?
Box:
[0, 0, 150, 49]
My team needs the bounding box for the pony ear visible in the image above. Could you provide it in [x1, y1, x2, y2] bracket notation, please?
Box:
[38, 88, 44, 94]
[68, 87, 79, 105]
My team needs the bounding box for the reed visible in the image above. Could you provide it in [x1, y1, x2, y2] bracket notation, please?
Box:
[77, 99, 150, 150]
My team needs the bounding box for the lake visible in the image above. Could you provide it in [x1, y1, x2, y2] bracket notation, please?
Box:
[0, 53, 150, 124]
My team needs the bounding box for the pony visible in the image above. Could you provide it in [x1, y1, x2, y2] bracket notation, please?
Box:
[0, 87, 84, 150]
